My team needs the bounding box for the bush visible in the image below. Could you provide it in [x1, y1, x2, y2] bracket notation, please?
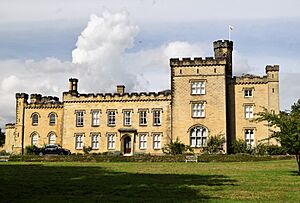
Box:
[0, 150, 10, 156]
[83, 146, 92, 154]
[204, 134, 226, 154]
[229, 139, 252, 154]
[266, 145, 287, 155]
[162, 138, 193, 155]
[25, 145, 38, 155]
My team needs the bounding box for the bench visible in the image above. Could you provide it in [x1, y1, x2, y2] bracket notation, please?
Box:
[0, 155, 10, 162]
[185, 155, 198, 163]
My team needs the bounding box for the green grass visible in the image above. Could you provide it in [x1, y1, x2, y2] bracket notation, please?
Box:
[0, 160, 299, 202]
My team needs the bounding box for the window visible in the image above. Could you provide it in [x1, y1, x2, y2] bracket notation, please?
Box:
[245, 129, 254, 149]
[190, 126, 207, 147]
[49, 133, 56, 145]
[76, 111, 84, 127]
[139, 134, 147, 149]
[49, 113, 56, 125]
[91, 110, 100, 126]
[139, 111, 147, 125]
[31, 133, 38, 146]
[32, 113, 39, 125]
[191, 81, 205, 95]
[244, 89, 253, 97]
[75, 134, 83, 149]
[91, 134, 99, 149]
[108, 111, 116, 126]
[108, 134, 115, 149]
[124, 111, 131, 126]
[245, 105, 254, 119]
[153, 110, 161, 125]
[153, 134, 161, 149]
[192, 103, 205, 118]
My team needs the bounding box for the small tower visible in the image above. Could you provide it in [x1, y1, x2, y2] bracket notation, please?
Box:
[69, 78, 78, 96]
[266, 65, 280, 114]
[213, 40, 233, 77]
[15, 93, 28, 154]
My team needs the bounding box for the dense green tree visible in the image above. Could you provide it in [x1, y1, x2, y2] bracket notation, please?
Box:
[0, 128, 5, 147]
[162, 138, 193, 155]
[204, 134, 226, 154]
[256, 99, 300, 174]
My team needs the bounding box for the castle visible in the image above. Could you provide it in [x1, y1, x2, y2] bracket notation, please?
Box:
[4, 40, 280, 155]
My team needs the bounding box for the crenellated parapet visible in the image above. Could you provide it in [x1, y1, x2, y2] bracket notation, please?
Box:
[170, 57, 226, 67]
[25, 94, 63, 109]
[5, 123, 15, 129]
[265, 65, 279, 72]
[63, 90, 171, 103]
[233, 74, 268, 85]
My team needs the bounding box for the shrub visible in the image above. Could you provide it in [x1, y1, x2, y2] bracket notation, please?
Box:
[162, 138, 193, 155]
[83, 146, 92, 154]
[266, 145, 287, 155]
[25, 145, 38, 155]
[0, 150, 10, 156]
[229, 139, 251, 154]
[204, 134, 226, 154]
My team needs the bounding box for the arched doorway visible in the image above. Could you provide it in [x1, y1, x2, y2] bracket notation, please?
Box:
[123, 136, 132, 154]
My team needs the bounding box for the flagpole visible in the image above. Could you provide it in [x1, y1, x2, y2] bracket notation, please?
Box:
[229, 27, 231, 41]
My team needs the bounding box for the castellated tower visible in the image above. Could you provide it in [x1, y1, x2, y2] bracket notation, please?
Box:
[15, 93, 28, 154]
[170, 40, 233, 153]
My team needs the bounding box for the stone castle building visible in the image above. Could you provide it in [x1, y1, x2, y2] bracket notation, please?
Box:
[4, 40, 280, 155]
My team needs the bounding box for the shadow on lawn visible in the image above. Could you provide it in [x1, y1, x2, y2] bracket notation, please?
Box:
[0, 164, 236, 202]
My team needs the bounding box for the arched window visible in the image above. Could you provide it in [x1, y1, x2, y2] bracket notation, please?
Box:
[32, 113, 39, 125]
[190, 126, 208, 147]
[49, 133, 56, 145]
[31, 133, 38, 146]
[49, 113, 56, 125]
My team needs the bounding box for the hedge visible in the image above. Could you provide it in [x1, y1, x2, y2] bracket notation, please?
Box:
[6, 154, 295, 163]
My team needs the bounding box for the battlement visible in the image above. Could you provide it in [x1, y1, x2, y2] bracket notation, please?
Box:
[30, 94, 60, 104]
[213, 40, 233, 49]
[233, 74, 268, 85]
[170, 57, 226, 67]
[16, 93, 28, 100]
[265, 65, 279, 72]
[63, 89, 171, 103]
[5, 123, 15, 129]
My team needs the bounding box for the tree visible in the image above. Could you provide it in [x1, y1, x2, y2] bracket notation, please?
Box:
[0, 128, 5, 147]
[256, 99, 300, 174]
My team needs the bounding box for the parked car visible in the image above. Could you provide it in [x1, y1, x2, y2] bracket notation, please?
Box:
[35, 144, 71, 156]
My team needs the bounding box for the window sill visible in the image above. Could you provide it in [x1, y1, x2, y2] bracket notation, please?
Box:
[108, 124, 116, 127]
[91, 125, 100, 127]
[192, 116, 205, 119]
[76, 125, 84, 127]
[153, 124, 161, 126]
[139, 124, 148, 126]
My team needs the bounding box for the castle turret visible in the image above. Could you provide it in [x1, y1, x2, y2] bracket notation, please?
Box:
[15, 93, 28, 154]
[266, 65, 280, 114]
[213, 40, 233, 77]
[116, 85, 125, 94]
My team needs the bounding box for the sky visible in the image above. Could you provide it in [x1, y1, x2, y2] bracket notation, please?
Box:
[0, 0, 300, 129]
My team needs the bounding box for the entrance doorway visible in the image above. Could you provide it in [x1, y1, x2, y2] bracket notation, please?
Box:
[123, 136, 131, 154]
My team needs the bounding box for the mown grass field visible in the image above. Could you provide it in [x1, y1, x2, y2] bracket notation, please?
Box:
[0, 160, 299, 202]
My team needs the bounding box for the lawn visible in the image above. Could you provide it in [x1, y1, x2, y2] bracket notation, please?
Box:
[0, 160, 299, 202]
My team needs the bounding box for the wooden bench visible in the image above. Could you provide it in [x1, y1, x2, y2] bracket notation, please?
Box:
[185, 155, 198, 163]
[0, 155, 10, 162]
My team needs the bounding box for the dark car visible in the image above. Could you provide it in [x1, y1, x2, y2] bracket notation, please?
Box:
[35, 144, 71, 156]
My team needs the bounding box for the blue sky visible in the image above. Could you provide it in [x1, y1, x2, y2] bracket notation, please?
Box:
[0, 0, 300, 128]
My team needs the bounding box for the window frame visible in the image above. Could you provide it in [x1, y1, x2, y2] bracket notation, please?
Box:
[75, 134, 84, 150]
[91, 110, 100, 127]
[107, 110, 117, 126]
[48, 133, 56, 145]
[91, 133, 100, 149]
[190, 126, 208, 148]
[191, 102, 205, 118]
[153, 134, 161, 149]
[139, 134, 147, 149]
[49, 113, 56, 126]
[191, 81, 206, 95]
[31, 133, 38, 146]
[107, 134, 116, 150]
[153, 109, 162, 126]
[75, 110, 85, 127]
[244, 89, 253, 98]
[123, 110, 132, 126]
[245, 129, 255, 149]
[32, 113, 39, 126]
[244, 105, 254, 119]
[139, 110, 148, 126]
